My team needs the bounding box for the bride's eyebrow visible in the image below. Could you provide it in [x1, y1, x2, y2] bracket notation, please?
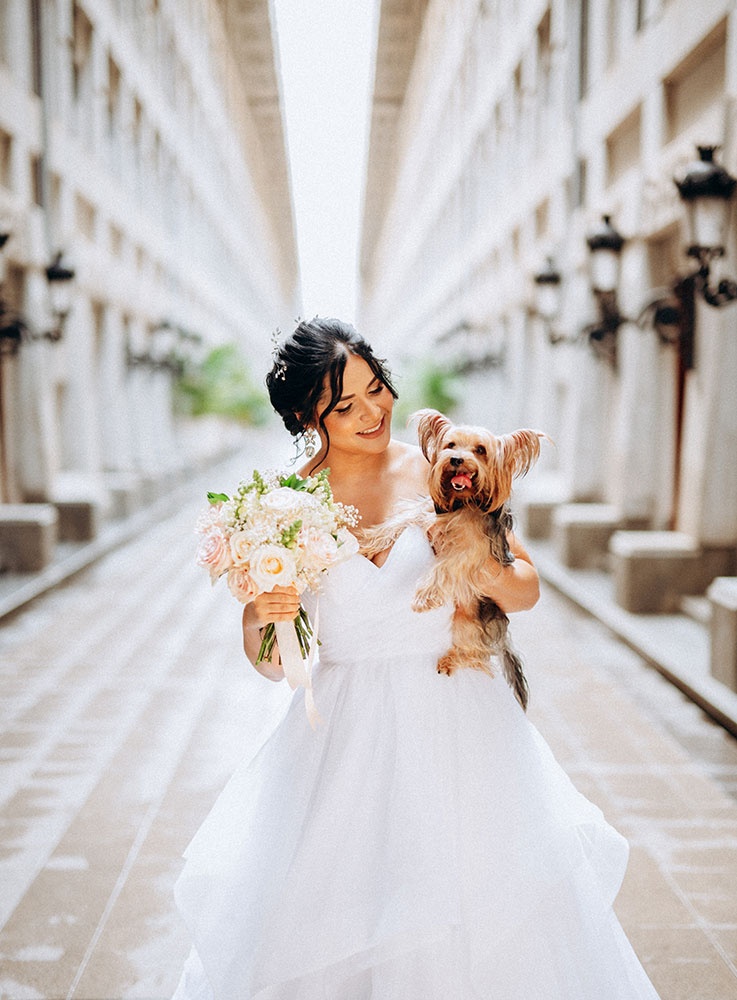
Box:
[337, 375, 380, 402]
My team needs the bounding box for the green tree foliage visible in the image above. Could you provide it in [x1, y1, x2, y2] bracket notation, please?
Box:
[174, 344, 270, 425]
[393, 359, 462, 428]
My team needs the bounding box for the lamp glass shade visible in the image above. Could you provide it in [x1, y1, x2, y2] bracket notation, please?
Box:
[536, 280, 561, 321]
[48, 277, 73, 317]
[590, 246, 620, 294]
[685, 195, 731, 254]
[154, 325, 177, 357]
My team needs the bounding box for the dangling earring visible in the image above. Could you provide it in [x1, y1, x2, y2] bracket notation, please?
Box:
[303, 427, 318, 458]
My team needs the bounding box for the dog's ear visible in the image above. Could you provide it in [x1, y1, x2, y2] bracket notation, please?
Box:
[409, 409, 452, 463]
[496, 430, 551, 483]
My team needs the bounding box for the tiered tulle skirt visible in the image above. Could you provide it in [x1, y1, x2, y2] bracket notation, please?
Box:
[171, 638, 661, 1000]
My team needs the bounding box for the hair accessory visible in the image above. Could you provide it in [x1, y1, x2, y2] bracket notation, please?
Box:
[270, 326, 288, 380]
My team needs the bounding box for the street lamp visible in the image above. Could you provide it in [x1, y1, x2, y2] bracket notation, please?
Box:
[0, 232, 25, 355]
[674, 145, 737, 307]
[582, 215, 627, 365]
[531, 256, 579, 345]
[44, 250, 76, 341]
[586, 214, 625, 293]
[0, 237, 76, 353]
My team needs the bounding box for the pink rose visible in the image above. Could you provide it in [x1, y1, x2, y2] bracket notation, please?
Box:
[297, 526, 339, 568]
[226, 567, 259, 603]
[196, 530, 233, 581]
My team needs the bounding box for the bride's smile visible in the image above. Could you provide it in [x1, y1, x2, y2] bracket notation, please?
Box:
[315, 354, 394, 456]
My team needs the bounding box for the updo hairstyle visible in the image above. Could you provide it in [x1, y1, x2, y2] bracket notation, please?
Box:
[266, 317, 398, 469]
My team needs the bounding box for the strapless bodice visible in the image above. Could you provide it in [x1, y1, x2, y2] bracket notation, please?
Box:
[301, 523, 452, 672]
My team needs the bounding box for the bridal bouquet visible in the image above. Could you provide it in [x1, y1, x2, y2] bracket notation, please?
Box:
[195, 468, 360, 727]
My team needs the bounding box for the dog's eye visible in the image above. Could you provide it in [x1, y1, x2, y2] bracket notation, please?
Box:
[446, 441, 455, 450]
[474, 445, 486, 456]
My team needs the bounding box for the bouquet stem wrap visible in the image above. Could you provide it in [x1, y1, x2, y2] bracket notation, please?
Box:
[274, 598, 322, 730]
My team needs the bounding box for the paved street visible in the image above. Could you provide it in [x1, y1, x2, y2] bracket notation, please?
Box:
[1, 460, 737, 1000]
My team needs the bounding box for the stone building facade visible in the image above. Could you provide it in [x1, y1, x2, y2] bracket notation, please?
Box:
[360, 0, 737, 690]
[0, 0, 297, 568]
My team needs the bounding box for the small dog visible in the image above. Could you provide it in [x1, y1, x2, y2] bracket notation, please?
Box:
[359, 409, 549, 711]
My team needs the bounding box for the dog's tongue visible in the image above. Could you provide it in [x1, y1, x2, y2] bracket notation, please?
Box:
[451, 473, 473, 491]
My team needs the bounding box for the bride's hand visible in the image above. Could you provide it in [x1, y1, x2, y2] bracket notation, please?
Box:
[242, 585, 300, 680]
[246, 584, 301, 625]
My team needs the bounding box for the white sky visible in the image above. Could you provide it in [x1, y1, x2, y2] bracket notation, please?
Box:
[273, 0, 379, 325]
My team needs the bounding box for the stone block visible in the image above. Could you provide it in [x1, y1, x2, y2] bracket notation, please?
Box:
[0, 504, 58, 572]
[707, 577, 737, 692]
[139, 474, 165, 505]
[53, 500, 99, 542]
[518, 498, 559, 539]
[610, 531, 701, 613]
[553, 503, 620, 570]
[104, 471, 142, 520]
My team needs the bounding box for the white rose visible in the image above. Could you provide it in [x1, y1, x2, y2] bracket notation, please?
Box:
[229, 529, 252, 565]
[260, 487, 300, 517]
[335, 527, 359, 561]
[249, 543, 297, 592]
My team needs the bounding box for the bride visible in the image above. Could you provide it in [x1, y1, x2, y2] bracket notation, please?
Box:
[171, 317, 662, 999]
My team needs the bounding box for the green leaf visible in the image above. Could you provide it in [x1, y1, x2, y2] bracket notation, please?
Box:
[207, 491, 229, 504]
[279, 472, 310, 491]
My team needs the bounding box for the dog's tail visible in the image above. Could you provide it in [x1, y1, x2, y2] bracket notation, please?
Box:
[501, 644, 530, 713]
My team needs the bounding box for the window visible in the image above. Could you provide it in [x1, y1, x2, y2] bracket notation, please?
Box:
[636, 0, 646, 31]
[107, 55, 121, 136]
[0, 1, 10, 65]
[606, 0, 618, 69]
[0, 129, 12, 190]
[30, 153, 44, 206]
[109, 223, 123, 256]
[132, 97, 143, 177]
[536, 9, 552, 106]
[664, 21, 726, 142]
[566, 158, 587, 211]
[29, 0, 43, 96]
[578, 0, 589, 98]
[511, 225, 521, 260]
[606, 105, 641, 186]
[535, 198, 549, 238]
[71, 3, 93, 103]
[75, 193, 97, 240]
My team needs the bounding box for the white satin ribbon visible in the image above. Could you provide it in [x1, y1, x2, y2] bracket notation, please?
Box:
[274, 597, 323, 730]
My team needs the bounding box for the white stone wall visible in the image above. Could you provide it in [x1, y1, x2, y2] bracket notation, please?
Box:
[360, 0, 737, 548]
[0, 0, 298, 507]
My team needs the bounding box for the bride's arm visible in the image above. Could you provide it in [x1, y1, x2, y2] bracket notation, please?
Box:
[242, 585, 301, 680]
[476, 532, 540, 613]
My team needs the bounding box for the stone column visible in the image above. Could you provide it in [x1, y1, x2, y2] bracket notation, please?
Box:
[98, 307, 135, 472]
[677, 296, 737, 548]
[15, 270, 58, 501]
[606, 242, 664, 525]
[58, 294, 101, 477]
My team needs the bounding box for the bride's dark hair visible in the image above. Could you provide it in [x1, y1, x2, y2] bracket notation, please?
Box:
[266, 317, 398, 472]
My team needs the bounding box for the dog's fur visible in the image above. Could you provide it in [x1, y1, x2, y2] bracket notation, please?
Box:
[359, 409, 549, 711]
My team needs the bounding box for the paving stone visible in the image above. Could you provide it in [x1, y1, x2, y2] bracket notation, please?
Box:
[1, 461, 737, 999]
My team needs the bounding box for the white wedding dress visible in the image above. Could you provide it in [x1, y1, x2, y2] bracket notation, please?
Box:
[171, 523, 661, 1000]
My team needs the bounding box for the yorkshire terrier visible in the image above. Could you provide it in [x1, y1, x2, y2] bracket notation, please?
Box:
[359, 409, 549, 711]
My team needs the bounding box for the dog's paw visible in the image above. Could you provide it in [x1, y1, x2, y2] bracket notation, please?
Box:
[412, 587, 443, 613]
[436, 653, 455, 676]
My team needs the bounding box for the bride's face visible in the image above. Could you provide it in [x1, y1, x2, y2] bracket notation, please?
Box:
[315, 353, 393, 456]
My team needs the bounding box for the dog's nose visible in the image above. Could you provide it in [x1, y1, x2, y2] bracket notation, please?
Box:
[449, 456, 463, 467]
